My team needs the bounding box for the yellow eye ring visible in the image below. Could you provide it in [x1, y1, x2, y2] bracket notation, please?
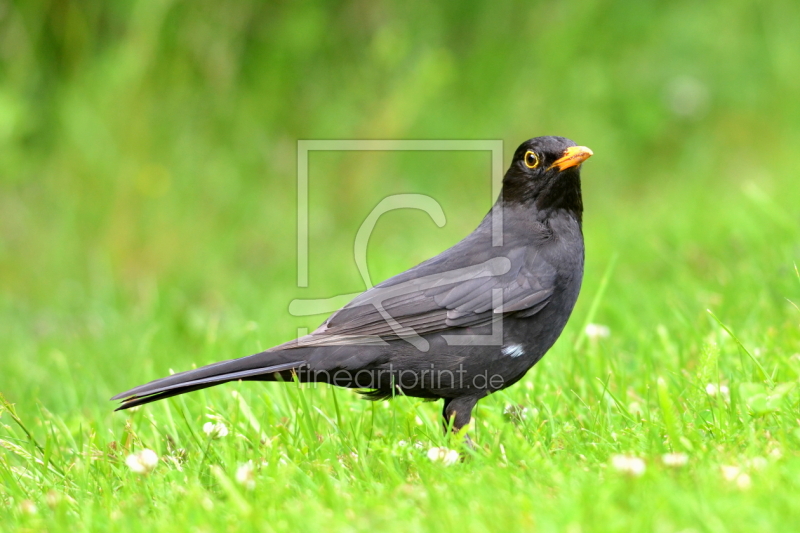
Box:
[524, 150, 539, 169]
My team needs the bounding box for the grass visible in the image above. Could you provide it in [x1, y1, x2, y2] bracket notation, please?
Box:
[2, 0, 800, 531]
[2, 166, 799, 533]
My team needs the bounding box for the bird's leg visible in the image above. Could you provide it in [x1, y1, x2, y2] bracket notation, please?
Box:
[442, 396, 478, 448]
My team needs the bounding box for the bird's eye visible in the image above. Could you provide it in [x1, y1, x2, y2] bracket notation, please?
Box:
[524, 151, 539, 169]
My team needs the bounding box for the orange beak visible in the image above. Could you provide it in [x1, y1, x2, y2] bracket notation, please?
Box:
[548, 146, 593, 171]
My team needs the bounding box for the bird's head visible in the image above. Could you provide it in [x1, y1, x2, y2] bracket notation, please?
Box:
[502, 136, 593, 222]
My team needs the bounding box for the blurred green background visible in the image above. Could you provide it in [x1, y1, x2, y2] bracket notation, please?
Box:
[3, 1, 800, 531]
[1, 0, 799, 410]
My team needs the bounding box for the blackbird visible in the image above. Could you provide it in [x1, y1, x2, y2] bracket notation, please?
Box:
[113, 136, 592, 436]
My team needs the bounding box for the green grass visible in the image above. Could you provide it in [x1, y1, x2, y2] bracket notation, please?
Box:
[2, 0, 800, 531]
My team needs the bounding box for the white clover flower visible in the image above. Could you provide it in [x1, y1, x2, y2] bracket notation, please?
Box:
[19, 500, 37, 515]
[235, 461, 256, 490]
[661, 453, 689, 467]
[705, 383, 730, 399]
[736, 473, 752, 489]
[125, 448, 159, 474]
[722, 465, 752, 489]
[427, 447, 460, 466]
[203, 421, 229, 439]
[610, 455, 646, 476]
[720, 465, 740, 481]
[503, 404, 530, 422]
[746, 457, 768, 471]
[45, 490, 61, 509]
[585, 323, 611, 340]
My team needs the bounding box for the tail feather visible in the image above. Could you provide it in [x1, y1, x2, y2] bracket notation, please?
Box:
[115, 383, 222, 411]
[112, 350, 305, 410]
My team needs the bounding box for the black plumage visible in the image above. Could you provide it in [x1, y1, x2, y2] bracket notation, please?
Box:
[113, 136, 593, 435]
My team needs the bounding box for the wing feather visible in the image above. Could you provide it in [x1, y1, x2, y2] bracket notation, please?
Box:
[294, 235, 557, 347]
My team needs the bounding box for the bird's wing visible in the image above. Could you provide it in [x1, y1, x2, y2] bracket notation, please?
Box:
[291, 244, 556, 346]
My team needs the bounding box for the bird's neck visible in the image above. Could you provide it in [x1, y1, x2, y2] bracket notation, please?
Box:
[483, 200, 582, 244]
[497, 187, 583, 228]
[499, 171, 583, 226]
[534, 177, 583, 226]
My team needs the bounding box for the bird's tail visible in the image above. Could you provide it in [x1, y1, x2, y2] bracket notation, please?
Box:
[111, 350, 305, 410]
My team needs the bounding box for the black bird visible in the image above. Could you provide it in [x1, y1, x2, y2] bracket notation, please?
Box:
[113, 136, 592, 437]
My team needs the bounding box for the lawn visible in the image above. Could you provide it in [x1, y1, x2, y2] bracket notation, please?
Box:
[2, 1, 800, 531]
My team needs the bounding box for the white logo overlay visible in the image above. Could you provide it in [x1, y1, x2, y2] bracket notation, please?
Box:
[290, 140, 509, 354]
